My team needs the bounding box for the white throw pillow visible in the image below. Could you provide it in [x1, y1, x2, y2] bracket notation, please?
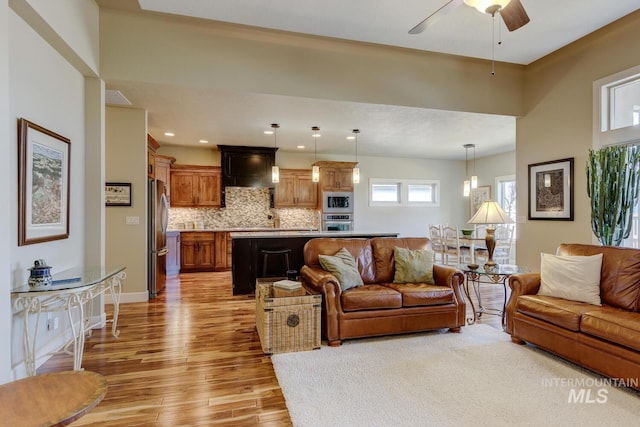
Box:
[538, 252, 603, 306]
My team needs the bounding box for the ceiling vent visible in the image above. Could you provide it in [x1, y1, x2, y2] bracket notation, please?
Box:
[105, 89, 132, 105]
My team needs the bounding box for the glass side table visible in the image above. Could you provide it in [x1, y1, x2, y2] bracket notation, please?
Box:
[457, 264, 529, 328]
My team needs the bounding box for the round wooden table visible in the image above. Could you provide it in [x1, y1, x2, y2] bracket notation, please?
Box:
[0, 371, 107, 426]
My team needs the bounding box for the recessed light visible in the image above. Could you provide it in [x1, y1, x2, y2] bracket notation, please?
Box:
[199, 139, 209, 144]
[164, 132, 175, 137]
[297, 145, 305, 149]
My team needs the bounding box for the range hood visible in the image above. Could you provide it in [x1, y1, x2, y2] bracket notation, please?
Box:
[218, 145, 278, 207]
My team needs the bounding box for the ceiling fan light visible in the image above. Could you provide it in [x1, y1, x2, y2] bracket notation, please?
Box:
[464, 0, 511, 14]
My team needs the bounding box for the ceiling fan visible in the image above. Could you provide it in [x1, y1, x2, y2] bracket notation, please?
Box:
[409, 0, 530, 35]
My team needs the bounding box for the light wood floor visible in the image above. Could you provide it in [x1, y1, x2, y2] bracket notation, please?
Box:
[39, 271, 507, 426]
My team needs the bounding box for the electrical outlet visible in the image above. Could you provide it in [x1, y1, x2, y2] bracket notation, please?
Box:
[126, 216, 140, 225]
[47, 316, 59, 331]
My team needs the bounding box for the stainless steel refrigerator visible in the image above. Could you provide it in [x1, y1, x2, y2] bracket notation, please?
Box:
[148, 178, 169, 298]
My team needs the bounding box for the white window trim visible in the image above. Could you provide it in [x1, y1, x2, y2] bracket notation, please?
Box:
[592, 64, 640, 150]
[369, 178, 440, 207]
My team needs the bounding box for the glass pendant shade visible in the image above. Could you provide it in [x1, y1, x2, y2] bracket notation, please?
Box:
[464, 0, 511, 14]
[312, 165, 320, 183]
[272, 165, 280, 183]
[352, 167, 360, 184]
[471, 175, 478, 189]
[463, 180, 471, 197]
[271, 123, 280, 183]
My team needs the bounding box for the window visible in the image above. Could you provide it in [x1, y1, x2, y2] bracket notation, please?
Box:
[594, 66, 640, 249]
[495, 175, 516, 219]
[369, 179, 439, 207]
[593, 64, 640, 148]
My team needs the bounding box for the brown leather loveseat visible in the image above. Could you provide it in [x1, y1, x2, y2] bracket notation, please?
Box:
[300, 237, 466, 346]
[506, 243, 640, 390]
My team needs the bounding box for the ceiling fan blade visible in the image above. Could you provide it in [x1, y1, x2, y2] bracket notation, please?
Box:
[500, 0, 530, 32]
[408, 0, 464, 35]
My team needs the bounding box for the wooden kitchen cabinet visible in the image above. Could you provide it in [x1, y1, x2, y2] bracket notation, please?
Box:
[155, 154, 176, 200]
[180, 232, 215, 272]
[214, 232, 230, 271]
[313, 161, 358, 192]
[147, 135, 159, 178]
[170, 165, 221, 207]
[275, 169, 317, 208]
[166, 231, 181, 276]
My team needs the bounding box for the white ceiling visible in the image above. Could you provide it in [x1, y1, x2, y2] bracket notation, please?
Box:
[100, 0, 640, 160]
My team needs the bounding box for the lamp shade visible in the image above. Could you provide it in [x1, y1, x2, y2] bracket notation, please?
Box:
[464, 0, 511, 14]
[468, 200, 514, 225]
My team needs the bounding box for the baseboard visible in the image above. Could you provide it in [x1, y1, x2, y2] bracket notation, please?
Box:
[105, 291, 148, 304]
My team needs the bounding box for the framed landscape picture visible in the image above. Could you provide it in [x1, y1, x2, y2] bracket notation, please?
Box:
[18, 118, 71, 246]
[528, 157, 574, 221]
[105, 183, 132, 206]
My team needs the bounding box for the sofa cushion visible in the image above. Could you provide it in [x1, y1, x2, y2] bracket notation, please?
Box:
[341, 284, 402, 312]
[558, 243, 640, 311]
[371, 237, 430, 283]
[304, 238, 376, 283]
[516, 295, 597, 332]
[319, 248, 364, 291]
[393, 247, 435, 285]
[580, 306, 640, 352]
[384, 283, 454, 307]
[537, 252, 602, 306]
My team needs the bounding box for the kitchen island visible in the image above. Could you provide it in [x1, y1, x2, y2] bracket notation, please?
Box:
[231, 231, 399, 295]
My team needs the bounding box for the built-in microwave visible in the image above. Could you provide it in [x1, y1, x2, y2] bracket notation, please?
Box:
[322, 192, 353, 213]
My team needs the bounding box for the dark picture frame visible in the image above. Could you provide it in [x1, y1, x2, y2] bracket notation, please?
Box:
[105, 182, 132, 206]
[528, 157, 574, 221]
[18, 118, 71, 246]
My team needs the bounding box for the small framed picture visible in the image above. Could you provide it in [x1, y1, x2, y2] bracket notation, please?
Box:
[470, 186, 491, 215]
[105, 182, 132, 207]
[528, 158, 574, 220]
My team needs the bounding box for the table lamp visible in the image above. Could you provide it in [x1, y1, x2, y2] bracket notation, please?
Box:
[468, 200, 514, 268]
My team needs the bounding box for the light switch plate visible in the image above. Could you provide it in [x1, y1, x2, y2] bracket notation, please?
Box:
[126, 216, 140, 225]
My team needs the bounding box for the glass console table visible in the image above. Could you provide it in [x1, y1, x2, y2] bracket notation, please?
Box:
[458, 264, 528, 328]
[11, 266, 126, 376]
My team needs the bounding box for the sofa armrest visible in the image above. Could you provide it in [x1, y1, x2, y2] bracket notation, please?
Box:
[433, 264, 466, 326]
[505, 273, 541, 335]
[300, 265, 343, 345]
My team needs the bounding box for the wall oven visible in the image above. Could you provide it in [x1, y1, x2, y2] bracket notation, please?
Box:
[322, 214, 354, 232]
[322, 192, 354, 213]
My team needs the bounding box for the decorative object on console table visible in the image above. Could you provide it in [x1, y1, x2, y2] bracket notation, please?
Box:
[468, 200, 514, 268]
[255, 277, 321, 355]
[528, 157, 574, 221]
[18, 118, 71, 246]
[105, 182, 132, 206]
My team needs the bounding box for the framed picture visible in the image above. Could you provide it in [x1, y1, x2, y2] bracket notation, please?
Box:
[18, 118, 71, 246]
[470, 186, 491, 215]
[105, 182, 132, 206]
[528, 157, 574, 221]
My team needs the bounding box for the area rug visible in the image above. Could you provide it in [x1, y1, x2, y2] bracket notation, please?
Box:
[271, 325, 639, 427]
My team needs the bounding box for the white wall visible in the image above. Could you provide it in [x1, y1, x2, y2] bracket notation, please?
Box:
[0, 0, 12, 384]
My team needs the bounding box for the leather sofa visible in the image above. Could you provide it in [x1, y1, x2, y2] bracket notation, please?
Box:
[506, 243, 640, 390]
[300, 237, 466, 346]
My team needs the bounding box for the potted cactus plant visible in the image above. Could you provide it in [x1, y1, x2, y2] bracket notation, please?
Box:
[586, 145, 640, 246]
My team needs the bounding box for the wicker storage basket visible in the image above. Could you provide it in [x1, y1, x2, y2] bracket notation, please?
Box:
[255, 279, 321, 355]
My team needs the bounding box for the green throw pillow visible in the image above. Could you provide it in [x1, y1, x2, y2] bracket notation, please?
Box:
[318, 248, 364, 291]
[393, 247, 435, 284]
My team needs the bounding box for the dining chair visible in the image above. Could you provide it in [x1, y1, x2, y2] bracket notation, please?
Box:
[428, 224, 445, 264]
[442, 225, 471, 265]
[492, 224, 515, 264]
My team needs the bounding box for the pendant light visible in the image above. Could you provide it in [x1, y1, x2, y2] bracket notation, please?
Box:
[312, 126, 320, 182]
[352, 129, 360, 184]
[463, 144, 471, 197]
[271, 123, 280, 183]
[471, 144, 478, 189]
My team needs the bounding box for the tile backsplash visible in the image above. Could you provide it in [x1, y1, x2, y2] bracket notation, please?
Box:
[168, 187, 318, 229]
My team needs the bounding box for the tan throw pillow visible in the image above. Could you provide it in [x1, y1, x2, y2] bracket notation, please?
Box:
[538, 252, 603, 306]
[393, 247, 435, 284]
[318, 248, 364, 291]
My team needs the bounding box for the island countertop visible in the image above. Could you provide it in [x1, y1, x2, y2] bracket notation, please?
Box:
[230, 230, 399, 239]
